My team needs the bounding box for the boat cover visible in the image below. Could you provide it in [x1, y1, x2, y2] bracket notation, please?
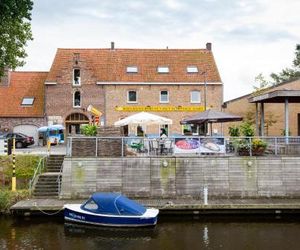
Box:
[81, 193, 147, 216]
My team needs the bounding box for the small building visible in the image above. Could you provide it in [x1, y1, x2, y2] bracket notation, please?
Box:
[0, 70, 47, 144]
[223, 78, 300, 136]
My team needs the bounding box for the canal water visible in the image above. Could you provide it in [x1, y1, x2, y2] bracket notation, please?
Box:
[1, 215, 300, 250]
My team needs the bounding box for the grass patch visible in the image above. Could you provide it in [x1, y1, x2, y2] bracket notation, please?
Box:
[0, 155, 42, 189]
[0, 189, 29, 214]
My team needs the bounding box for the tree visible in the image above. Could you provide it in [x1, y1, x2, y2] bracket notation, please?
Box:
[251, 73, 272, 97]
[270, 44, 300, 84]
[0, 0, 33, 77]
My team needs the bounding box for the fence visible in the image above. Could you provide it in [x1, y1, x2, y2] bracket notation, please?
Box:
[66, 136, 300, 157]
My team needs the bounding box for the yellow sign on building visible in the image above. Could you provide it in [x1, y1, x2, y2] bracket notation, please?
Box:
[115, 106, 205, 112]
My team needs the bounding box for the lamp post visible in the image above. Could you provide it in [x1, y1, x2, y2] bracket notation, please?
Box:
[201, 70, 207, 135]
[201, 71, 207, 111]
[204, 72, 207, 111]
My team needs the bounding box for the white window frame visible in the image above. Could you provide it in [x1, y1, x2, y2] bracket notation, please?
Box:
[21, 97, 35, 106]
[126, 66, 138, 73]
[187, 66, 199, 73]
[190, 90, 201, 103]
[157, 66, 169, 73]
[160, 90, 169, 103]
[73, 68, 81, 86]
[73, 91, 81, 108]
[127, 90, 138, 103]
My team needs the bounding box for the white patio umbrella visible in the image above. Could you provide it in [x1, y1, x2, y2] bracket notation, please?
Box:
[114, 112, 172, 126]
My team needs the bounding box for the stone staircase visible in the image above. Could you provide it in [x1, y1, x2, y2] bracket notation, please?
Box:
[32, 155, 65, 198]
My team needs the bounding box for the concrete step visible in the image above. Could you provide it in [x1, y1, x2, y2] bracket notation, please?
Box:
[32, 172, 62, 198]
[36, 177, 59, 181]
[46, 168, 62, 172]
[35, 184, 59, 188]
[32, 193, 59, 198]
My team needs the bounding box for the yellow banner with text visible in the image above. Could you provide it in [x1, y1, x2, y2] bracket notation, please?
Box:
[115, 106, 205, 112]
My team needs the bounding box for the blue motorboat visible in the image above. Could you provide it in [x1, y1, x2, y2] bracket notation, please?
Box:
[64, 193, 159, 227]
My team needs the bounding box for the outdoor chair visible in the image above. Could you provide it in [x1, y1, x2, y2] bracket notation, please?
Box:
[162, 139, 173, 155]
[150, 139, 159, 155]
[130, 140, 144, 152]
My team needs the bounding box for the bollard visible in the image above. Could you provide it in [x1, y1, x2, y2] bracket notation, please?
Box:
[47, 139, 51, 155]
[11, 137, 16, 191]
[203, 186, 208, 205]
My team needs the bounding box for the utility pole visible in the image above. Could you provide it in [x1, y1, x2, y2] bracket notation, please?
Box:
[204, 71, 207, 111]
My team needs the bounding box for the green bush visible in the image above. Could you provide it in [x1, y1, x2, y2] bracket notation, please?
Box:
[81, 124, 97, 136]
[228, 126, 240, 137]
[240, 122, 255, 137]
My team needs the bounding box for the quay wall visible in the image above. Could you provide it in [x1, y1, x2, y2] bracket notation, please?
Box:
[60, 157, 300, 199]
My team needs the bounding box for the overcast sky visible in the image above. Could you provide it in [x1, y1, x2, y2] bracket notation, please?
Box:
[21, 0, 300, 101]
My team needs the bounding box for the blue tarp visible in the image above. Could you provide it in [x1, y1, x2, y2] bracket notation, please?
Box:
[81, 193, 146, 216]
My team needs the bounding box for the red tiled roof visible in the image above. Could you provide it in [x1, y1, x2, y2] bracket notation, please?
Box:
[0, 71, 47, 117]
[46, 48, 222, 83]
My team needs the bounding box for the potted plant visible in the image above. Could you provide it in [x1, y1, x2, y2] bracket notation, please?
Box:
[251, 138, 267, 156]
[229, 122, 267, 156]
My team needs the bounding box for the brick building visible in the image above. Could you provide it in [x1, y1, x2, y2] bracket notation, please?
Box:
[1, 42, 223, 138]
[44, 49, 105, 134]
[44, 43, 223, 136]
[0, 70, 47, 144]
[223, 78, 300, 136]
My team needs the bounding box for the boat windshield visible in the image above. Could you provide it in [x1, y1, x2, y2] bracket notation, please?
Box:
[81, 193, 146, 216]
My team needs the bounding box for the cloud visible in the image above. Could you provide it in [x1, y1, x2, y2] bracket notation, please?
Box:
[22, 0, 300, 101]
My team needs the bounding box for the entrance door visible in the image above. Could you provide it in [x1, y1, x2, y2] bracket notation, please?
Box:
[65, 113, 89, 135]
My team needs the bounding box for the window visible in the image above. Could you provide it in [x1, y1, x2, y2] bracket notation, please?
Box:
[127, 90, 137, 103]
[137, 125, 145, 137]
[160, 90, 169, 103]
[160, 124, 169, 136]
[21, 97, 34, 106]
[73, 69, 81, 85]
[73, 91, 81, 107]
[182, 124, 206, 136]
[157, 66, 169, 73]
[83, 200, 99, 211]
[126, 66, 138, 73]
[190, 91, 201, 103]
[187, 66, 198, 73]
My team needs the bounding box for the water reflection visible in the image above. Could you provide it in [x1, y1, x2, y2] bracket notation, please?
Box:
[64, 222, 158, 240]
[1, 215, 300, 250]
[203, 225, 209, 247]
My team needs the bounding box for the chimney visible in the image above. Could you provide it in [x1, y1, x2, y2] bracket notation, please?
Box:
[111, 41, 115, 50]
[0, 67, 10, 87]
[206, 42, 212, 51]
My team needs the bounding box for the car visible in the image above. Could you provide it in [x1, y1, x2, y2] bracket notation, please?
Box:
[0, 132, 34, 148]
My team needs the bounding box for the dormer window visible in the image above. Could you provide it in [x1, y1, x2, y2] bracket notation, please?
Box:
[21, 97, 34, 106]
[73, 69, 81, 85]
[126, 66, 138, 73]
[157, 66, 169, 73]
[187, 66, 198, 73]
[73, 91, 81, 107]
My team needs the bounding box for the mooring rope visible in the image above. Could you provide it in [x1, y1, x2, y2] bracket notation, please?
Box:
[33, 202, 65, 216]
